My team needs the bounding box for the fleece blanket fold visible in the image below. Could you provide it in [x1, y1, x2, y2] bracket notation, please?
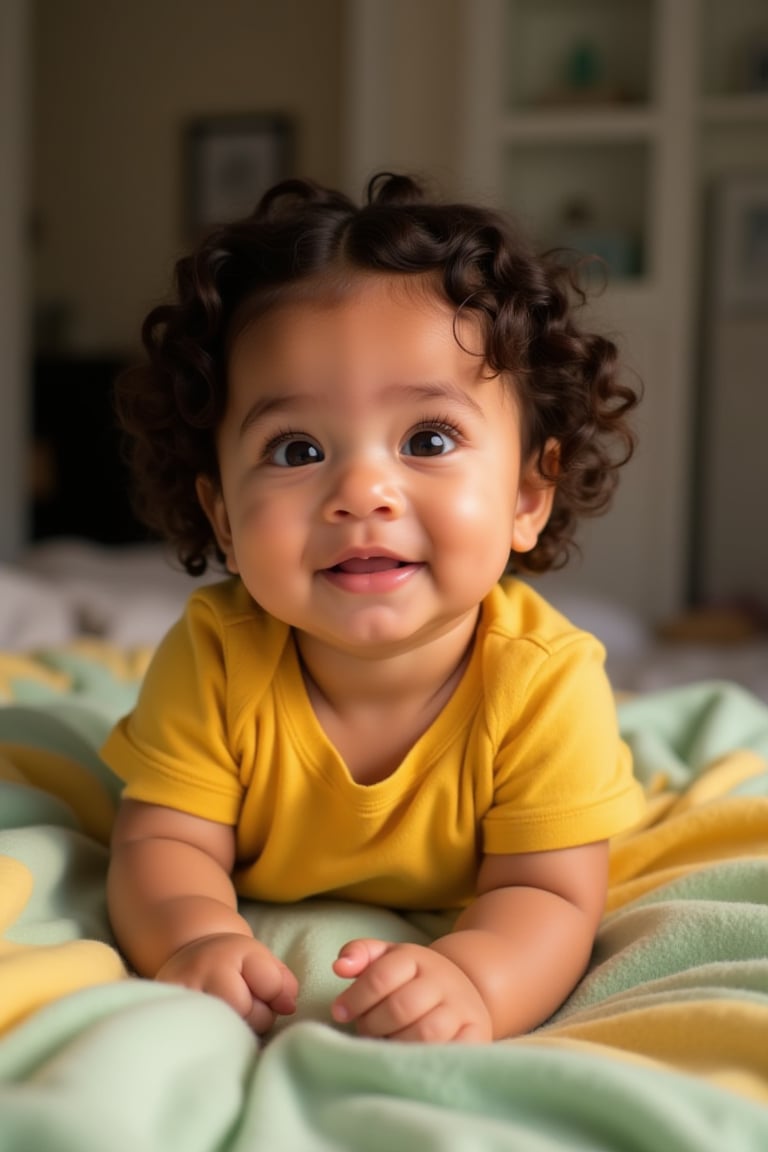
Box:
[0, 644, 767, 1151]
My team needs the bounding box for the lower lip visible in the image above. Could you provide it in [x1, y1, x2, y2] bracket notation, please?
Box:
[320, 563, 423, 594]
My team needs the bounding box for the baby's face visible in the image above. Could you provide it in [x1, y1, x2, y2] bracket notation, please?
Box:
[197, 274, 553, 658]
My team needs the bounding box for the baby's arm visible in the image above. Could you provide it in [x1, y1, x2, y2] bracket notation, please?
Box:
[108, 799, 297, 1032]
[332, 840, 608, 1042]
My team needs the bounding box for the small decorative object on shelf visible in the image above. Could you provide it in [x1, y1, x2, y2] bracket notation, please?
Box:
[537, 39, 631, 107]
[566, 41, 604, 95]
[557, 198, 640, 279]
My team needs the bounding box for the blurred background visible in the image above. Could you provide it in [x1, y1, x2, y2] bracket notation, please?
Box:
[2, 0, 767, 635]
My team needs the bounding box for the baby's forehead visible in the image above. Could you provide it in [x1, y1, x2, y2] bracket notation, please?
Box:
[231, 267, 436, 321]
[223, 279, 508, 422]
[226, 269, 486, 361]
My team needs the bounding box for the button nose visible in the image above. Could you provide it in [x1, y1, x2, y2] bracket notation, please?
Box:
[322, 456, 406, 521]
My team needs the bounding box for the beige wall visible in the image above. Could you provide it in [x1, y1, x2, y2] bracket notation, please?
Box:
[0, 0, 29, 560]
[32, 0, 344, 354]
[343, 0, 464, 196]
[388, 0, 463, 190]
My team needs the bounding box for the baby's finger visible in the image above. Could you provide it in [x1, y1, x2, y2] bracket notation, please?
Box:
[270, 965, 299, 1015]
[385, 1003, 460, 1044]
[242, 951, 297, 1015]
[203, 967, 256, 1019]
[333, 937, 391, 979]
[332, 946, 419, 1023]
[243, 997, 279, 1035]
[354, 977, 443, 1039]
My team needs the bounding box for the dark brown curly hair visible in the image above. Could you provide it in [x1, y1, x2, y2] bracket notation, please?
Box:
[116, 172, 639, 577]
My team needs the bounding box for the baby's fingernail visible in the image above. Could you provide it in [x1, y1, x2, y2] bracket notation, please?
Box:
[332, 1002, 349, 1022]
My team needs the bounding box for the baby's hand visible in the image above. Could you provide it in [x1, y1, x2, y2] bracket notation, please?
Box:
[156, 933, 298, 1034]
[331, 939, 492, 1043]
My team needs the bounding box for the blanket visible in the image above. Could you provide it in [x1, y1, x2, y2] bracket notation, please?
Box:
[0, 643, 767, 1151]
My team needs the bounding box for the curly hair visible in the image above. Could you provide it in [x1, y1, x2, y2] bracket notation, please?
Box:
[116, 172, 639, 576]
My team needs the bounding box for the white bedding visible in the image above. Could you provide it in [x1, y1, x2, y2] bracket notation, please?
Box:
[2, 537, 767, 703]
[10, 538, 218, 648]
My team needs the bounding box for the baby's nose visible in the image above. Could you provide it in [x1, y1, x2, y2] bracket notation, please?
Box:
[321, 456, 406, 521]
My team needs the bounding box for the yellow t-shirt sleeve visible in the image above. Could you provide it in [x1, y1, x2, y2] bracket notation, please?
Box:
[101, 594, 243, 824]
[482, 635, 645, 854]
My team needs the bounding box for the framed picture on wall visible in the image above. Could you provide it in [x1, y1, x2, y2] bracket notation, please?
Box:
[714, 174, 768, 311]
[184, 113, 294, 238]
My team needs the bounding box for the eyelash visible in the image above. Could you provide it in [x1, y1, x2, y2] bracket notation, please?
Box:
[260, 416, 465, 461]
[261, 427, 317, 458]
[408, 417, 464, 444]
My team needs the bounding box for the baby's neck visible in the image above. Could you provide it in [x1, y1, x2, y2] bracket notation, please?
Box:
[294, 610, 479, 713]
[293, 613, 479, 784]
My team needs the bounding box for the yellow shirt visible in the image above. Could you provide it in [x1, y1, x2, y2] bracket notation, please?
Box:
[102, 578, 645, 910]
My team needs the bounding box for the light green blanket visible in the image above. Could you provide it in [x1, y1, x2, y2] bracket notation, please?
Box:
[1, 642, 767, 1151]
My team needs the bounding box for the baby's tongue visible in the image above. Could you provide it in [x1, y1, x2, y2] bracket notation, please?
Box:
[337, 556, 400, 574]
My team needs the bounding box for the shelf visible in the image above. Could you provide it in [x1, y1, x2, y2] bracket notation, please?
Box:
[498, 105, 657, 143]
[503, 0, 654, 111]
[499, 138, 649, 278]
[458, 0, 764, 620]
[700, 93, 768, 125]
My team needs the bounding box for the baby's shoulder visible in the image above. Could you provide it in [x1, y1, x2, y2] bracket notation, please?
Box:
[185, 579, 287, 647]
[152, 579, 291, 694]
[179, 579, 292, 721]
[477, 580, 607, 721]
[483, 579, 598, 657]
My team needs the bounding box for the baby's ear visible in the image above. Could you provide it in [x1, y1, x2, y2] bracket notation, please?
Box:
[196, 474, 239, 574]
[510, 440, 558, 554]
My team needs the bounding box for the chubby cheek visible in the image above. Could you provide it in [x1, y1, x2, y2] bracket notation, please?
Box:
[428, 472, 515, 572]
[228, 493, 305, 582]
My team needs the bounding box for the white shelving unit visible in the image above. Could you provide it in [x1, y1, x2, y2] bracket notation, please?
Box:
[695, 1, 768, 611]
[457, 0, 768, 623]
[698, 0, 768, 183]
[461, 0, 658, 271]
[702, 94, 768, 125]
[459, 0, 700, 622]
[342, 0, 768, 622]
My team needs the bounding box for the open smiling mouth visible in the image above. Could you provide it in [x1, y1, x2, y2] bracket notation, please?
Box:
[321, 556, 421, 592]
[329, 557, 410, 574]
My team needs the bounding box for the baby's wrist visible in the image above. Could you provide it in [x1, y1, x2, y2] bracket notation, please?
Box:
[429, 930, 505, 1014]
[429, 933, 486, 991]
[150, 898, 252, 972]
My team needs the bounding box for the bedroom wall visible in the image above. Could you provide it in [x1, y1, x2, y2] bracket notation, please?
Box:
[31, 0, 345, 356]
[0, 0, 29, 563]
[343, 0, 464, 195]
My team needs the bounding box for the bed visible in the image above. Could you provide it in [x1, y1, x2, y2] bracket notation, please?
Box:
[1, 540, 767, 1150]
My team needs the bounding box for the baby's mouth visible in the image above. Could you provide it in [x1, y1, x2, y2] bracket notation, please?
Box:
[321, 554, 421, 593]
[330, 557, 408, 574]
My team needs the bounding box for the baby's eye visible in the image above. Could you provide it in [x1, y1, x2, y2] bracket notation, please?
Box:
[401, 425, 458, 458]
[268, 435, 324, 467]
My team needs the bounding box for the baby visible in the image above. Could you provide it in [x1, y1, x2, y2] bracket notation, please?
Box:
[103, 173, 646, 1042]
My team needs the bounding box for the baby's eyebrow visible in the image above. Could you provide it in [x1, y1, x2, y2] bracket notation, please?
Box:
[384, 379, 484, 417]
[238, 378, 485, 438]
[239, 393, 310, 437]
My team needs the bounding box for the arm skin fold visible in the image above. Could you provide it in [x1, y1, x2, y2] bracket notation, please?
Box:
[431, 841, 609, 1037]
[107, 799, 249, 976]
[331, 840, 610, 1041]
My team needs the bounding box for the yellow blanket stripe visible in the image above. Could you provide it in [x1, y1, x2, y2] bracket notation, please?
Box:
[607, 751, 768, 911]
[0, 857, 126, 1033]
[0, 744, 116, 845]
[545, 1001, 768, 1106]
